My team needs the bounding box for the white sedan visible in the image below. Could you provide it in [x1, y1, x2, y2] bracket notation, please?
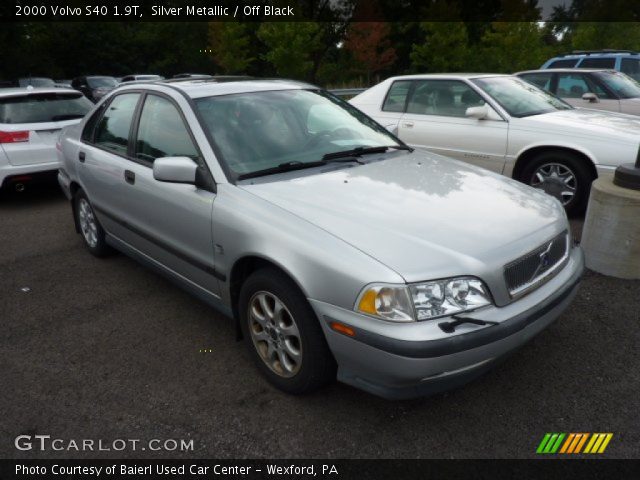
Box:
[350, 74, 640, 214]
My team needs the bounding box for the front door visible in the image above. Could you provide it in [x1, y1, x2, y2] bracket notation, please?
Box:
[397, 79, 509, 173]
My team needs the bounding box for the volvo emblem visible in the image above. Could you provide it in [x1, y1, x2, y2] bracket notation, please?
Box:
[533, 242, 554, 278]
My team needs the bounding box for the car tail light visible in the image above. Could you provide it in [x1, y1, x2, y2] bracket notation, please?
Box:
[0, 131, 29, 143]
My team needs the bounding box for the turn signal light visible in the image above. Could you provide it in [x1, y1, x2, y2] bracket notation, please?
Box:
[0, 131, 29, 143]
[330, 321, 355, 337]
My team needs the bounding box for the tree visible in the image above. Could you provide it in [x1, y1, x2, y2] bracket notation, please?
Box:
[476, 22, 550, 72]
[208, 22, 256, 74]
[572, 22, 640, 51]
[410, 22, 470, 73]
[257, 22, 322, 80]
[344, 22, 396, 83]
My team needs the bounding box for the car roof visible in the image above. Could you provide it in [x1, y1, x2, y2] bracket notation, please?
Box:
[115, 78, 317, 99]
[385, 73, 511, 81]
[550, 50, 640, 58]
[517, 68, 616, 74]
[0, 87, 79, 98]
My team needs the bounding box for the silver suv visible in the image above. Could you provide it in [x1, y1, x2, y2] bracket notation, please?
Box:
[58, 79, 584, 399]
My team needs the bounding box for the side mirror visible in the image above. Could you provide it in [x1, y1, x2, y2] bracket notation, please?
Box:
[465, 104, 489, 120]
[153, 156, 198, 184]
[582, 92, 599, 103]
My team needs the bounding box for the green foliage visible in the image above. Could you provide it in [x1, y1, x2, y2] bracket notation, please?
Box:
[208, 22, 256, 74]
[410, 22, 470, 73]
[476, 22, 551, 72]
[572, 22, 640, 51]
[257, 22, 322, 80]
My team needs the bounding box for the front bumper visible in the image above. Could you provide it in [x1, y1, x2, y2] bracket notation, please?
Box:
[310, 246, 584, 399]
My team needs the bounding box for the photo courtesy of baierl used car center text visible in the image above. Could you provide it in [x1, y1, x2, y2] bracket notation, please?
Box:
[0, 0, 639, 479]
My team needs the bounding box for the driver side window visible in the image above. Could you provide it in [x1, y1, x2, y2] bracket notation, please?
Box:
[134, 95, 199, 164]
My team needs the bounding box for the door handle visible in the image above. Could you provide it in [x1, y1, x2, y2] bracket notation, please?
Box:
[403, 121, 414, 128]
[124, 170, 135, 185]
[78, 151, 85, 163]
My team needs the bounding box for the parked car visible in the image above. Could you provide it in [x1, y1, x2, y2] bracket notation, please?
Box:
[541, 49, 640, 82]
[18, 77, 55, 88]
[350, 74, 640, 214]
[0, 88, 92, 191]
[57, 79, 584, 399]
[120, 74, 164, 83]
[517, 69, 640, 115]
[71, 76, 119, 102]
[55, 79, 73, 89]
[172, 73, 213, 79]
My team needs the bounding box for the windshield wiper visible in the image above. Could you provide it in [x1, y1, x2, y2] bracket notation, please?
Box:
[236, 145, 413, 181]
[237, 158, 364, 181]
[322, 144, 412, 161]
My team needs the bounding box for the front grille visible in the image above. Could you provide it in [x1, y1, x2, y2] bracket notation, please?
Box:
[504, 231, 569, 297]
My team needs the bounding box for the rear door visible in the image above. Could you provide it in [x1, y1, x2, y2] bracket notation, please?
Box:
[397, 79, 509, 173]
[80, 91, 219, 295]
[0, 91, 92, 166]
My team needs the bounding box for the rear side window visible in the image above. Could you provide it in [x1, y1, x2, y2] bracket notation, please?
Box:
[0, 93, 92, 124]
[81, 104, 106, 142]
[382, 80, 412, 112]
[93, 93, 140, 156]
[621, 58, 640, 81]
[547, 59, 579, 68]
[520, 73, 553, 91]
[134, 95, 198, 163]
[578, 57, 616, 69]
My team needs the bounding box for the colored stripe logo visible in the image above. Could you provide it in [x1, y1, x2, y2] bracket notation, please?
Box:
[536, 433, 613, 454]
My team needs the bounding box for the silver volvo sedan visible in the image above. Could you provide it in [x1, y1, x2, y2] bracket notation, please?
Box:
[57, 79, 584, 399]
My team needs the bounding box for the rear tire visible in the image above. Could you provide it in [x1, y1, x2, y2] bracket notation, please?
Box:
[520, 151, 594, 216]
[239, 268, 336, 394]
[74, 190, 111, 257]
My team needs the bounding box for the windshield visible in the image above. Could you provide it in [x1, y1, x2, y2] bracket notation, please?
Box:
[195, 89, 401, 177]
[473, 76, 572, 117]
[0, 93, 92, 124]
[87, 77, 118, 88]
[594, 71, 640, 99]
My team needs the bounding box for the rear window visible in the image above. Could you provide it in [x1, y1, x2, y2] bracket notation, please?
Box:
[547, 59, 579, 68]
[0, 93, 92, 124]
[578, 57, 616, 69]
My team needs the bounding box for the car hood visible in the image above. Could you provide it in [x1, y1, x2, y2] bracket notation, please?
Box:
[516, 109, 640, 141]
[240, 151, 567, 285]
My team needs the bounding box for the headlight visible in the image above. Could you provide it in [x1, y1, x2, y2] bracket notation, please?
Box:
[410, 277, 491, 320]
[356, 277, 492, 322]
[356, 285, 414, 322]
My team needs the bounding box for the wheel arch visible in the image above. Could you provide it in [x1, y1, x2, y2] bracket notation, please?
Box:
[512, 145, 598, 182]
[228, 255, 312, 340]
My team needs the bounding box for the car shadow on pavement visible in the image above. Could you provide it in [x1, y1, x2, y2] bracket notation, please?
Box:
[0, 179, 65, 208]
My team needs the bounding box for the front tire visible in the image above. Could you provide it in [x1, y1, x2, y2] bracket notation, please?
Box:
[520, 151, 594, 216]
[239, 268, 336, 394]
[74, 191, 111, 257]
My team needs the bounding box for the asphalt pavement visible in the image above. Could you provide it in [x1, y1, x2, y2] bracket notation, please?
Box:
[1, 182, 638, 459]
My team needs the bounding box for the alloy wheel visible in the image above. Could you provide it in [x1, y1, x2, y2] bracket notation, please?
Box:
[248, 291, 302, 378]
[78, 198, 99, 248]
[530, 162, 577, 206]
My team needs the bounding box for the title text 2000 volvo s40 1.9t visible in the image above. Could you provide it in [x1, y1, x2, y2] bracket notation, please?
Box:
[57, 79, 584, 399]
